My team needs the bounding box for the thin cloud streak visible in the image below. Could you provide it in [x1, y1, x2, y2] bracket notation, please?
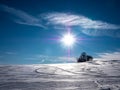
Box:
[5, 52, 16, 55]
[81, 29, 120, 37]
[44, 13, 120, 29]
[0, 4, 46, 29]
[95, 52, 120, 60]
[24, 55, 75, 63]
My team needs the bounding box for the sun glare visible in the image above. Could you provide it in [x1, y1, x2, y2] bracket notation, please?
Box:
[61, 33, 76, 47]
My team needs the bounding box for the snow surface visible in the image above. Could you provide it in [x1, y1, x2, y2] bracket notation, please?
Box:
[0, 60, 120, 90]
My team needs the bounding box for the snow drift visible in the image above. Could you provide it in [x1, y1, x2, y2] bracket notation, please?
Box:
[0, 60, 120, 90]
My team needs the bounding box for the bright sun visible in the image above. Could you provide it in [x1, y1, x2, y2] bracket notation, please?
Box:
[61, 33, 76, 47]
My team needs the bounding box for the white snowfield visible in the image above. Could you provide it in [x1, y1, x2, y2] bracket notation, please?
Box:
[0, 60, 120, 90]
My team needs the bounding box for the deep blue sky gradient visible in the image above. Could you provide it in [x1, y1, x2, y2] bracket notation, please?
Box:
[0, 0, 120, 64]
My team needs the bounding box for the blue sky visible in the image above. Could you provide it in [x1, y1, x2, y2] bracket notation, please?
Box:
[0, 0, 120, 64]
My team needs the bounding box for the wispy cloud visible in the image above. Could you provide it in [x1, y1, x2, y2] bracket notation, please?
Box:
[95, 51, 120, 60]
[81, 29, 120, 37]
[24, 55, 75, 64]
[0, 56, 3, 58]
[44, 12, 120, 37]
[0, 4, 120, 37]
[0, 4, 46, 29]
[5, 51, 16, 55]
[44, 13, 120, 29]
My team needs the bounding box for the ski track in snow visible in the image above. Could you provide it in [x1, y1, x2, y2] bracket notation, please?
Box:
[0, 60, 120, 90]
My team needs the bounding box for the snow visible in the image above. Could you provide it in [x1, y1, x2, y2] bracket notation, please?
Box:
[0, 60, 120, 90]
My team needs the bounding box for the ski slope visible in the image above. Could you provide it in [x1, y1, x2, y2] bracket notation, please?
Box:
[0, 60, 120, 90]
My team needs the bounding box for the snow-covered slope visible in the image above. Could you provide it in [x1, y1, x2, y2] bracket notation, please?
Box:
[0, 60, 120, 90]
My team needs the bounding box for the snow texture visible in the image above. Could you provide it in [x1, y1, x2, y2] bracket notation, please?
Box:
[0, 60, 120, 90]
